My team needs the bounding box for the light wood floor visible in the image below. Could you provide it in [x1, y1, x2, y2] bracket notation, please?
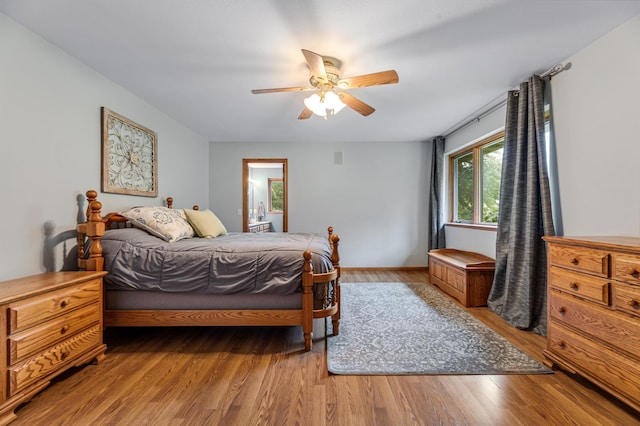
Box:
[12, 270, 640, 425]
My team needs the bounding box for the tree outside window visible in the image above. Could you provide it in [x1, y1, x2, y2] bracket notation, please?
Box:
[480, 140, 504, 223]
[450, 132, 504, 225]
[454, 152, 473, 222]
[268, 178, 283, 213]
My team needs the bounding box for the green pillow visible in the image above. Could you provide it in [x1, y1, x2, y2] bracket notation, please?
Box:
[184, 209, 228, 238]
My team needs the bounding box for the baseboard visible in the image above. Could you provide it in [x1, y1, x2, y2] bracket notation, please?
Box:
[340, 266, 428, 272]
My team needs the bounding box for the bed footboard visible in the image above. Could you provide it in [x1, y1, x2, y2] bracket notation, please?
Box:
[301, 234, 341, 350]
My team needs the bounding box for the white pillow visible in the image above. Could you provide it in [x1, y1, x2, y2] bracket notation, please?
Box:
[121, 206, 194, 242]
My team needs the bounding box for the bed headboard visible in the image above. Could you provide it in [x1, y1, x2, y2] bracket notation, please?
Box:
[76, 189, 338, 274]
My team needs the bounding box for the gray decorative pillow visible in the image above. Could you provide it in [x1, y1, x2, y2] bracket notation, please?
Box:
[121, 207, 194, 242]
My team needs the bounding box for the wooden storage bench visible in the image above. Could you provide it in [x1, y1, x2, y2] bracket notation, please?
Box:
[428, 248, 495, 307]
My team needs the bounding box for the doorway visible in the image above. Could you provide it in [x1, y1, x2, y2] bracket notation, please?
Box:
[243, 159, 288, 232]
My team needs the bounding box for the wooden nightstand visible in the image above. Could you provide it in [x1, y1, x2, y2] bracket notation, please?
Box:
[0, 271, 107, 425]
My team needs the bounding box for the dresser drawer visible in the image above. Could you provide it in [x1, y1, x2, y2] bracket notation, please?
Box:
[8, 324, 101, 396]
[548, 244, 608, 277]
[549, 290, 640, 358]
[547, 322, 640, 407]
[612, 282, 640, 318]
[8, 303, 100, 364]
[549, 266, 609, 305]
[7, 279, 101, 334]
[611, 254, 640, 286]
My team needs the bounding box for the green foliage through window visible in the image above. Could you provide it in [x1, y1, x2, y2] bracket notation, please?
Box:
[450, 132, 504, 225]
[454, 152, 473, 222]
[269, 178, 283, 213]
[480, 140, 504, 223]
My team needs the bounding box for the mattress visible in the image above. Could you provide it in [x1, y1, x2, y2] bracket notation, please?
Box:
[100, 228, 334, 295]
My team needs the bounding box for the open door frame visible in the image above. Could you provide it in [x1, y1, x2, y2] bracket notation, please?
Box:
[242, 158, 288, 232]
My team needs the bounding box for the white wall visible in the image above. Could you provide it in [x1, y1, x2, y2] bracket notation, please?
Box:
[442, 15, 640, 257]
[0, 13, 210, 281]
[210, 141, 430, 268]
[551, 15, 640, 236]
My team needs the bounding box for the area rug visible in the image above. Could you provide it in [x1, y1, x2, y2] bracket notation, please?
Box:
[327, 283, 552, 375]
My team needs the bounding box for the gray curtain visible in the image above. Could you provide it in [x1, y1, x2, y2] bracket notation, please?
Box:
[487, 76, 555, 335]
[428, 136, 446, 250]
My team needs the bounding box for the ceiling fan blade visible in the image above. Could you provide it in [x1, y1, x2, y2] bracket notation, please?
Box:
[338, 92, 375, 116]
[338, 70, 399, 88]
[301, 49, 327, 83]
[298, 107, 313, 120]
[251, 86, 315, 94]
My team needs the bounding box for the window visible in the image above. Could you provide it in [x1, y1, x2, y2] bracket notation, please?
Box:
[449, 131, 504, 226]
[268, 178, 283, 213]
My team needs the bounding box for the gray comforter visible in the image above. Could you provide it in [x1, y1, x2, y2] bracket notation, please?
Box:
[101, 228, 334, 295]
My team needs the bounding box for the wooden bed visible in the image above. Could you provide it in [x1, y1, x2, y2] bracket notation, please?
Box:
[76, 190, 340, 351]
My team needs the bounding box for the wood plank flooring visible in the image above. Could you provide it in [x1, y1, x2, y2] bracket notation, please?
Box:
[11, 270, 640, 425]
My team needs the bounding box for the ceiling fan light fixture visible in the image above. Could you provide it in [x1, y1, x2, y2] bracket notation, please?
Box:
[304, 90, 346, 119]
[252, 49, 398, 120]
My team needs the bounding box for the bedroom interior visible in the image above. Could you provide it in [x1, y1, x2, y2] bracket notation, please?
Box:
[1, 1, 640, 424]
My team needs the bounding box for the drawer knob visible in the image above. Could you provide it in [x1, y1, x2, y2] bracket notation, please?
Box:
[60, 298, 70, 308]
[558, 341, 566, 349]
[61, 324, 70, 334]
[60, 351, 70, 361]
[570, 258, 579, 265]
[569, 282, 579, 291]
[559, 306, 567, 315]
[626, 268, 640, 278]
[629, 300, 640, 310]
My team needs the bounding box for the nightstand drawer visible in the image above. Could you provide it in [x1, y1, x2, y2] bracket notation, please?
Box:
[549, 290, 640, 358]
[8, 303, 100, 364]
[549, 266, 609, 305]
[613, 282, 640, 318]
[548, 244, 608, 277]
[8, 325, 101, 396]
[7, 279, 101, 333]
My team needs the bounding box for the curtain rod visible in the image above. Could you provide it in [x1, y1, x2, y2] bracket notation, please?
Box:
[442, 63, 566, 138]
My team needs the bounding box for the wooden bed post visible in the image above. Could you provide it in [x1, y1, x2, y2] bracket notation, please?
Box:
[77, 191, 106, 272]
[330, 234, 341, 335]
[302, 250, 314, 351]
[86, 190, 98, 221]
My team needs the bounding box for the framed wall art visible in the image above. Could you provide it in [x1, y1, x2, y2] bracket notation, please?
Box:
[101, 107, 158, 197]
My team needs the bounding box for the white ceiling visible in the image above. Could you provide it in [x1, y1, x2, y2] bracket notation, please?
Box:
[1, 1, 639, 143]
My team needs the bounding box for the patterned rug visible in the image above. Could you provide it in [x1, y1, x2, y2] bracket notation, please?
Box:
[327, 283, 552, 375]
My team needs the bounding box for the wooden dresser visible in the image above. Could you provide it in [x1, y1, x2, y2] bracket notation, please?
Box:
[543, 236, 640, 412]
[428, 249, 495, 307]
[0, 271, 107, 425]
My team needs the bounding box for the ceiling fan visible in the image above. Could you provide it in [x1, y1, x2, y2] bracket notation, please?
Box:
[251, 49, 399, 120]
